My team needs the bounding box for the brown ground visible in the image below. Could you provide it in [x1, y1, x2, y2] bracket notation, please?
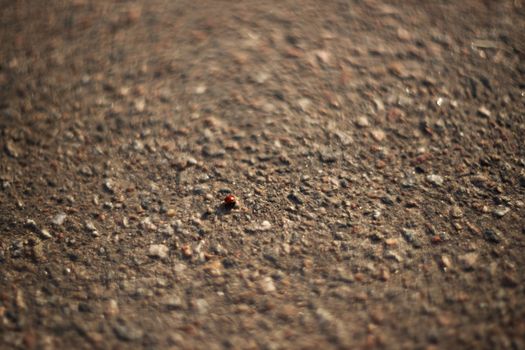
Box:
[1, 0, 525, 349]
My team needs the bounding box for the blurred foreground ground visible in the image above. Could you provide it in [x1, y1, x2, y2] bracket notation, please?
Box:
[1, 0, 525, 349]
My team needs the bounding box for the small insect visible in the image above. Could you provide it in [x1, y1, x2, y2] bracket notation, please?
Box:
[224, 194, 236, 207]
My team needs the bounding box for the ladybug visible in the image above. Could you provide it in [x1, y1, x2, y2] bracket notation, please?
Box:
[224, 194, 236, 207]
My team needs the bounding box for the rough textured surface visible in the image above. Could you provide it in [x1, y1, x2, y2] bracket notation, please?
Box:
[1, 0, 525, 349]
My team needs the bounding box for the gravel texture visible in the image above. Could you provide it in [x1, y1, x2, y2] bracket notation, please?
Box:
[1, 0, 525, 349]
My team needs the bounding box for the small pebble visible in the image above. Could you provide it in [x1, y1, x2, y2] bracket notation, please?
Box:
[39, 228, 52, 239]
[287, 192, 304, 205]
[370, 129, 386, 142]
[477, 106, 491, 118]
[459, 252, 478, 270]
[85, 221, 99, 236]
[384, 250, 403, 262]
[113, 323, 143, 341]
[484, 229, 503, 244]
[297, 98, 312, 111]
[246, 220, 272, 233]
[193, 298, 209, 314]
[259, 276, 276, 293]
[440, 255, 452, 270]
[103, 179, 115, 194]
[51, 213, 67, 226]
[401, 228, 421, 248]
[163, 295, 184, 310]
[427, 174, 444, 186]
[356, 116, 370, 128]
[450, 206, 463, 218]
[194, 84, 207, 94]
[148, 244, 169, 259]
[493, 206, 510, 218]
[4, 140, 21, 158]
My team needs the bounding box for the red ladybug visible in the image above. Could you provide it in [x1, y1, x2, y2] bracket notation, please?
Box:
[224, 194, 236, 206]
